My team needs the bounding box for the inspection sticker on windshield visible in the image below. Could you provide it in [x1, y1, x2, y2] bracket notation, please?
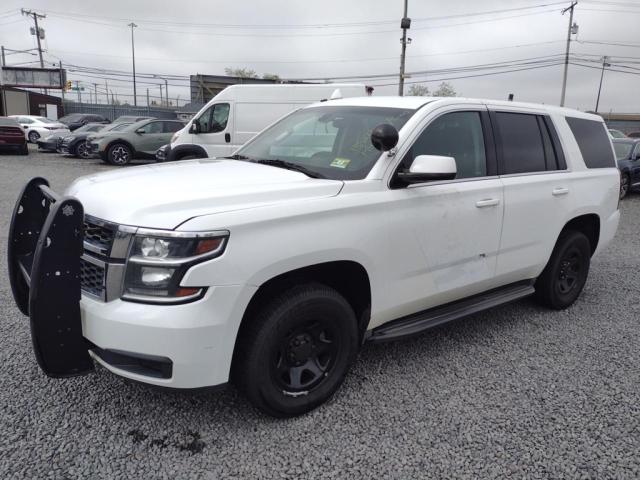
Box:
[330, 158, 351, 169]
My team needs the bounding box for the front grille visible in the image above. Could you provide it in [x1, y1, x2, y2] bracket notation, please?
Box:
[80, 258, 106, 298]
[84, 219, 116, 254]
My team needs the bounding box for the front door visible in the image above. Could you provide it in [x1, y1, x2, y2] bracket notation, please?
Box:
[193, 102, 234, 158]
[382, 108, 504, 318]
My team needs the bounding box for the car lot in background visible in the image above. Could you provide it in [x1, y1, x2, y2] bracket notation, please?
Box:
[59, 113, 111, 131]
[86, 118, 184, 165]
[112, 115, 154, 124]
[613, 138, 640, 199]
[9, 115, 70, 143]
[0, 144, 639, 477]
[0, 117, 28, 154]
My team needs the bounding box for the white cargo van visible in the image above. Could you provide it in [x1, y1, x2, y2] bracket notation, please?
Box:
[166, 83, 369, 160]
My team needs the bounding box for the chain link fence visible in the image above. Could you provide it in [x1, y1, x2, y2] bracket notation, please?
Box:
[62, 102, 177, 121]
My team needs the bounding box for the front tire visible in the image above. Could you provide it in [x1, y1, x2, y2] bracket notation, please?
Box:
[535, 230, 591, 310]
[28, 131, 40, 143]
[107, 143, 132, 166]
[76, 141, 91, 159]
[234, 283, 359, 418]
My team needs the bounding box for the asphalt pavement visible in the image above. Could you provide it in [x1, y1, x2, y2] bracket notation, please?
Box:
[1, 145, 639, 479]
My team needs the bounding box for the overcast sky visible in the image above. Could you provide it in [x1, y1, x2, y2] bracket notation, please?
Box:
[1, 0, 639, 112]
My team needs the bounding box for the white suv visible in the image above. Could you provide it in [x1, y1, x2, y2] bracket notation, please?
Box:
[8, 96, 620, 417]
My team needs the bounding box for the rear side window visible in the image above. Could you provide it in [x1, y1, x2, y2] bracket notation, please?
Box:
[495, 112, 546, 174]
[566, 117, 615, 168]
[162, 121, 183, 133]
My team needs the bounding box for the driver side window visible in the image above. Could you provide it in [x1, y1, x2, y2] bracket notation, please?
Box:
[138, 121, 163, 134]
[402, 111, 487, 180]
[199, 103, 230, 133]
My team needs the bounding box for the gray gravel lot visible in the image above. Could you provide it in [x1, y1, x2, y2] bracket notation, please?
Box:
[1, 145, 639, 479]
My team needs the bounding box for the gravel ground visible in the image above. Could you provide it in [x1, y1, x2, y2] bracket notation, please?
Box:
[1, 145, 639, 479]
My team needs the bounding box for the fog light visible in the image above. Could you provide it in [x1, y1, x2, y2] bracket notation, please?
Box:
[141, 267, 173, 286]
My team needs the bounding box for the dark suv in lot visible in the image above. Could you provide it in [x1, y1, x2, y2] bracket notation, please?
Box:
[59, 114, 110, 131]
[613, 138, 640, 199]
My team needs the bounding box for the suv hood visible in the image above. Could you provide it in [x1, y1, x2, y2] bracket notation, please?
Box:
[66, 159, 344, 229]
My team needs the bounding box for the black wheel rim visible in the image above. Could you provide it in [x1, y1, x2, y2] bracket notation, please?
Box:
[272, 320, 340, 395]
[556, 247, 585, 295]
[77, 142, 89, 158]
[29, 132, 39, 142]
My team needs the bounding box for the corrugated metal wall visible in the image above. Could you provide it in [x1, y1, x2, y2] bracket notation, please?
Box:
[62, 102, 177, 121]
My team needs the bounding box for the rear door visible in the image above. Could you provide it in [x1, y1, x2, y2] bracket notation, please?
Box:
[135, 120, 167, 155]
[492, 110, 571, 283]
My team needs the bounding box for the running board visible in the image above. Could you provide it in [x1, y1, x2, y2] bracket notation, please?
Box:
[368, 282, 535, 343]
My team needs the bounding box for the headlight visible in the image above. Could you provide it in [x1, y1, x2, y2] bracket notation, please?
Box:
[122, 230, 228, 303]
[63, 136, 74, 141]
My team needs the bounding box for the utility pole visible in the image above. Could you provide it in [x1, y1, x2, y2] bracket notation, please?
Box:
[128, 22, 138, 106]
[22, 9, 47, 94]
[1, 46, 5, 67]
[76, 81, 81, 103]
[105, 79, 109, 104]
[93, 83, 98, 104]
[159, 84, 163, 106]
[595, 56, 610, 114]
[59, 61, 65, 104]
[146, 88, 150, 108]
[560, 2, 578, 107]
[398, 0, 410, 96]
[164, 78, 169, 107]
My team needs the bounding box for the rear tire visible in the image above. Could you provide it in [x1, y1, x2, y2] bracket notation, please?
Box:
[107, 143, 132, 166]
[234, 283, 359, 418]
[620, 173, 630, 200]
[535, 230, 591, 310]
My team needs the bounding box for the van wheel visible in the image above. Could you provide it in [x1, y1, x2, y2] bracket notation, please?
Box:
[107, 143, 132, 165]
[535, 230, 591, 310]
[234, 283, 359, 418]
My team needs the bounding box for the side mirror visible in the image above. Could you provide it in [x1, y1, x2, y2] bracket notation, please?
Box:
[189, 120, 201, 134]
[135, 128, 145, 134]
[371, 124, 399, 151]
[397, 155, 457, 184]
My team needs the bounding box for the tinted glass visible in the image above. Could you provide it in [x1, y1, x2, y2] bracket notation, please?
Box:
[405, 111, 487, 179]
[613, 142, 634, 160]
[162, 121, 183, 133]
[238, 106, 414, 180]
[566, 117, 616, 168]
[139, 121, 163, 134]
[496, 112, 546, 174]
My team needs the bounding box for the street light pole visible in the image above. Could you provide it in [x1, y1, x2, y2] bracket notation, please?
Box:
[398, 0, 410, 96]
[560, 2, 577, 107]
[595, 56, 610, 114]
[128, 22, 138, 106]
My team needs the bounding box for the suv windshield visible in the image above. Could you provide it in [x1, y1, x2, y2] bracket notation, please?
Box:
[236, 106, 414, 180]
[105, 122, 133, 132]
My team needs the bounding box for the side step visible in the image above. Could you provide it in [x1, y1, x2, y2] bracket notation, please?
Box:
[368, 281, 535, 343]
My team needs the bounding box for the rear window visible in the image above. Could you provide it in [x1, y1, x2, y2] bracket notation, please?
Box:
[566, 117, 615, 168]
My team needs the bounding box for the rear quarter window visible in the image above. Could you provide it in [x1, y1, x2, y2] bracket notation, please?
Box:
[566, 117, 615, 168]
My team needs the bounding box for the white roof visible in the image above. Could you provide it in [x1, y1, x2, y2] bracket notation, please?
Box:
[306, 95, 602, 121]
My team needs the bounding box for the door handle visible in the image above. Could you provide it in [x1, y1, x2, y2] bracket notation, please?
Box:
[475, 198, 500, 208]
[225, 133, 231, 143]
[552, 187, 569, 196]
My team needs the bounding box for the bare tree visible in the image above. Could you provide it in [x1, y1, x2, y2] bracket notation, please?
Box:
[225, 67, 258, 79]
[432, 82, 457, 97]
[262, 73, 280, 81]
[408, 84, 430, 96]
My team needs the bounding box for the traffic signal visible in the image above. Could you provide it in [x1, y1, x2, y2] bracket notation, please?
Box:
[65, 80, 72, 91]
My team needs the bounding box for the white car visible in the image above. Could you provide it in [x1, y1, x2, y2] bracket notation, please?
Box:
[9, 115, 70, 143]
[8, 96, 620, 417]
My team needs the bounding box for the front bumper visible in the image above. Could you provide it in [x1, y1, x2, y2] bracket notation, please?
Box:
[38, 137, 62, 151]
[8, 177, 250, 388]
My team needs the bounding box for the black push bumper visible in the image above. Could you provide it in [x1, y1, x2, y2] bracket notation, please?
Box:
[8, 177, 94, 377]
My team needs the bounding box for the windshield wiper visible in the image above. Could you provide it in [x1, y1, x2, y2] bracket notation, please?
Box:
[251, 159, 325, 179]
[222, 153, 251, 160]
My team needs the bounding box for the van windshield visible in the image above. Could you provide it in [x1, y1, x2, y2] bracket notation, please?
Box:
[235, 106, 414, 180]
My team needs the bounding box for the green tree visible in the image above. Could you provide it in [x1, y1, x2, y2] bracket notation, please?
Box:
[432, 82, 457, 97]
[408, 84, 430, 96]
[262, 73, 280, 81]
[224, 67, 258, 79]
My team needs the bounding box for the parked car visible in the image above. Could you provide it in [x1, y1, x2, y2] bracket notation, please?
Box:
[613, 138, 640, 199]
[0, 117, 28, 154]
[9, 115, 70, 143]
[58, 123, 111, 158]
[87, 118, 185, 165]
[38, 122, 106, 153]
[608, 128, 627, 138]
[169, 83, 369, 161]
[59, 113, 110, 131]
[627, 131, 640, 138]
[8, 97, 620, 417]
[112, 115, 154, 125]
